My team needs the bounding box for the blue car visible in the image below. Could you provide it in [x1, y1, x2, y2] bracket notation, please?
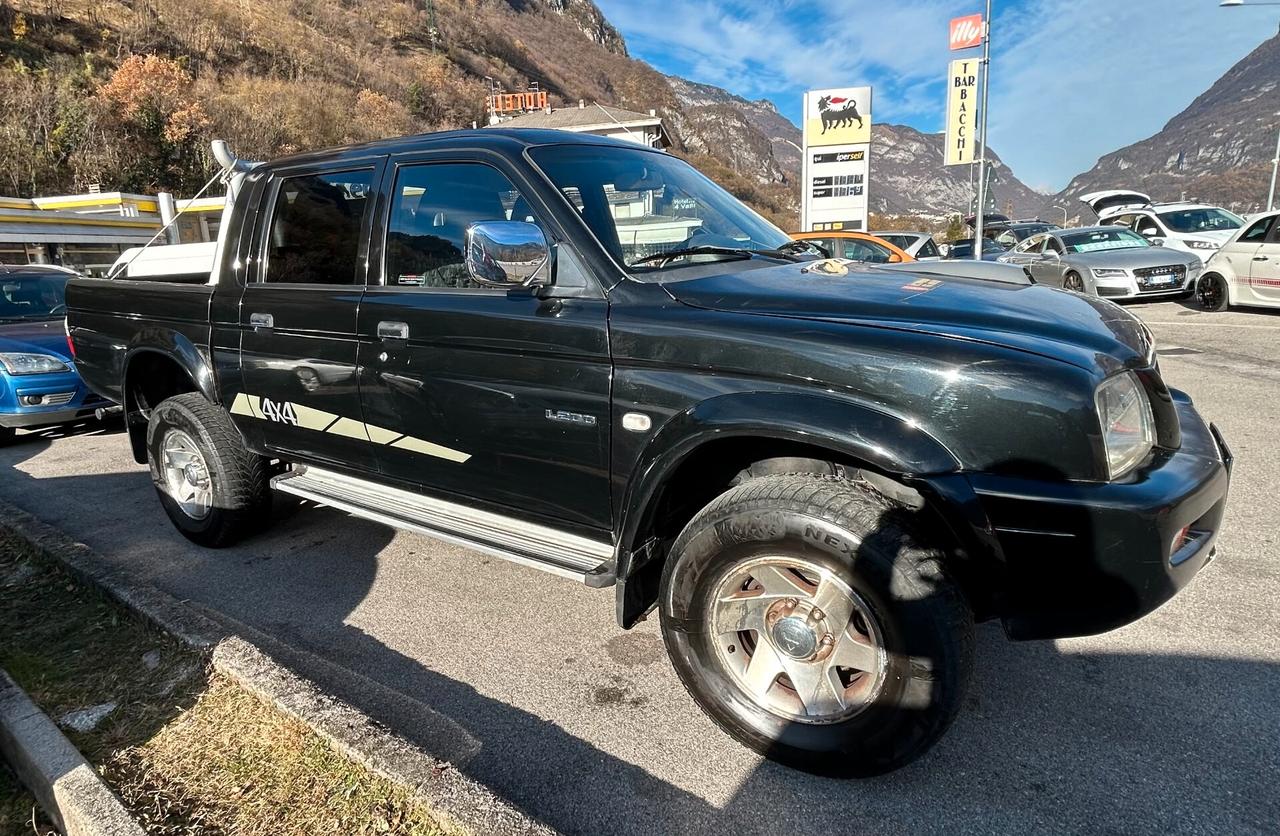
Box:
[0, 265, 112, 444]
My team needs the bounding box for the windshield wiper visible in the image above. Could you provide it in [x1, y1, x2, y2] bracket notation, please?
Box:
[632, 245, 802, 267]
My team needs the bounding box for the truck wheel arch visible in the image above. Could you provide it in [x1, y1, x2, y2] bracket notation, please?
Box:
[613, 392, 964, 627]
[121, 343, 217, 463]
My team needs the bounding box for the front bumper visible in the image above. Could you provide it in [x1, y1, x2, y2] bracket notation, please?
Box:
[965, 391, 1231, 640]
[0, 369, 110, 429]
[1094, 269, 1199, 300]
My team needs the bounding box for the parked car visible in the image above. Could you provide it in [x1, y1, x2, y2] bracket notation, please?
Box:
[1083, 190, 1244, 264]
[989, 221, 1060, 250]
[870, 231, 941, 260]
[789, 230, 914, 263]
[67, 130, 1231, 777]
[998, 226, 1200, 299]
[940, 237, 1006, 260]
[0, 264, 113, 444]
[1195, 209, 1280, 311]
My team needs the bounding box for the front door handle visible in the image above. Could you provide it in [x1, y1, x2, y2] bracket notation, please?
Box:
[377, 320, 409, 340]
[249, 312, 273, 329]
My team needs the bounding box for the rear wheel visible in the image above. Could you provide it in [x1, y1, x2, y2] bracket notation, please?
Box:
[659, 475, 974, 777]
[1063, 271, 1086, 293]
[1196, 273, 1229, 311]
[146, 392, 271, 547]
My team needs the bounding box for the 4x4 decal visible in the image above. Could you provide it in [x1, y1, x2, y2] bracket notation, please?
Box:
[228, 393, 470, 463]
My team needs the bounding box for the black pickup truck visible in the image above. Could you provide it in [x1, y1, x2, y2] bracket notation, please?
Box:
[66, 129, 1232, 776]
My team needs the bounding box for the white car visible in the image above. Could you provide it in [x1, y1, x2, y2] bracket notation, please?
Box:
[1082, 190, 1244, 264]
[1195, 209, 1280, 311]
[871, 231, 941, 260]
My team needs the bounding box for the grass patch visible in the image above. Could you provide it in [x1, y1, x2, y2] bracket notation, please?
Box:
[0, 528, 452, 835]
[0, 762, 56, 836]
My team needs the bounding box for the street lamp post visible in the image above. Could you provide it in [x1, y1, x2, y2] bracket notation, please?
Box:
[972, 0, 993, 260]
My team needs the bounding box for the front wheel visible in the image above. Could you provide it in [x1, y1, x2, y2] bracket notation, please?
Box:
[146, 392, 271, 547]
[1063, 271, 1087, 293]
[1196, 273, 1229, 311]
[659, 475, 974, 777]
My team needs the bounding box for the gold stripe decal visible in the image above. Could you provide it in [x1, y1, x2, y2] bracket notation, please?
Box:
[229, 394, 469, 464]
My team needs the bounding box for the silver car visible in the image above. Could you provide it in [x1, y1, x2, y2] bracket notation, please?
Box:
[871, 231, 941, 260]
[997, 226, 1201, 299]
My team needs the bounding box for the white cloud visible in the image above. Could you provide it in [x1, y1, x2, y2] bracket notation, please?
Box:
[596, 0, 1275, 190]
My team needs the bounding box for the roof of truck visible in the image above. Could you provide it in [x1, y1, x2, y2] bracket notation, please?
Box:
[261, 128, 649, 170]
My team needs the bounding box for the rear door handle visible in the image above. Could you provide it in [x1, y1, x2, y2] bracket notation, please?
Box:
[377, 320, 409, 340]
[1253, 256, 1269, 261]
[249, 312, 273, 329]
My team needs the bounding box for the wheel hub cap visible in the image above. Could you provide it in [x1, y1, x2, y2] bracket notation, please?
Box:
[160, 429, 213, 520]
[770, 615, 819, 660]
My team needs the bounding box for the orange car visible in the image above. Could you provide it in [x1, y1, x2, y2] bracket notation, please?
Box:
[789, 230, 915, 264]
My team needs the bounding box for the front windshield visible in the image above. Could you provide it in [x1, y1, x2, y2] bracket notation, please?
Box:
[0, 272, 69, 320]
[1061, 228, 1148, 253]
[529, 144, 791, 272]
[1157, 207, 1243, 234]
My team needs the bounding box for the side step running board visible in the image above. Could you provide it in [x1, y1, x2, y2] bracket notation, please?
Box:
[271, 466, 616, 587]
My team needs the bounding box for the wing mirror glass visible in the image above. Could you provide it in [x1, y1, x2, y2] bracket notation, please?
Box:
[465, 221, 551, 288]
[888, 253, 903, 264]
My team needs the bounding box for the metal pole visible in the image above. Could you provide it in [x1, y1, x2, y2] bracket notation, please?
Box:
[972, 0, 992, 259]
[1268, 123, 1280, 212]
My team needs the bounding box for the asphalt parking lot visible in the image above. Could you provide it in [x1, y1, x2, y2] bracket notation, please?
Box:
[2, 298, 1277, 835]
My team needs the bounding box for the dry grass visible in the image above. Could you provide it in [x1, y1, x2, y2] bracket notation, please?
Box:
[105, 675, 450, 836]
[0, 528, 452, 835]
[0, 762, 57, 836]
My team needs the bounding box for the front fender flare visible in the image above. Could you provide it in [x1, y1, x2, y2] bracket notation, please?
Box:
[616, 391, 960, 559]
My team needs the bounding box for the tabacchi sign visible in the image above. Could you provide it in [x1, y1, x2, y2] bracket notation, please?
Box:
[944, 58, 978, 166]
[949, 14, 983, 50]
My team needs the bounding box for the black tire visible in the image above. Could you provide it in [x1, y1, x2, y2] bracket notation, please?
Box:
[659, 475, 974, 777]
[1063, 271, 1086, 293]
[1196, 273, 1229, 312]
[146, 392, 270, 547]
[0, 426, 15, 446]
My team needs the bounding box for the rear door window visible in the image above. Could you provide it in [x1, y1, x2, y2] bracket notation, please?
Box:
[264, 170, 374, 285]
[917, 238, 940, 258]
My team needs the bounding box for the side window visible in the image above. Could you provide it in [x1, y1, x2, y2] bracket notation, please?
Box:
[995, 230, 1018, 249]
[386, 163, 534, 289]
[1135, 215, 1162, 237]
[917, 238, 940, 258]
[1241, 215, 1274, 243]
[1109, 214, 1134, 230]
[841, 239, 888, 263]
[1014, 234, 1043, 253]
[1044, 236, 1064, 255]
[264, 170, 373, 285]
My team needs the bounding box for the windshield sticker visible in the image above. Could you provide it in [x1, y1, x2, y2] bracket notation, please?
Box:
[1071, 240, 1140, 253]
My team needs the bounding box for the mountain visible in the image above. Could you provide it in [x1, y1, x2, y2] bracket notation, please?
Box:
[664, 77, 1047, 220]
[0, 0, 1042, 228]
[1056, 28, 1280, 217]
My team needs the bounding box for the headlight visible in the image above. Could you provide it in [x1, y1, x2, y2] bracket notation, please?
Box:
[1091, 267, 1128, 278]
[1095, 372, 1155, 480]
[0, 352, 71, 376]
[1187, 240, 1219, 250]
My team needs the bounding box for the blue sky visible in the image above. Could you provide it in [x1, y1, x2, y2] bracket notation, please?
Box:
[594, 0, 1276, 193]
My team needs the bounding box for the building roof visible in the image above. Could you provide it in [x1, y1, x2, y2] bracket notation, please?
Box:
[493, 104, 670, 146]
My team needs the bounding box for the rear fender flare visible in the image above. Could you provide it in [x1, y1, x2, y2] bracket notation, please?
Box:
[121, 335, 217, 461]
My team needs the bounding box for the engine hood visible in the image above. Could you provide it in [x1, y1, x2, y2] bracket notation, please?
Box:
[661, 262, 1153, 371]
[0, 319, 72, 361]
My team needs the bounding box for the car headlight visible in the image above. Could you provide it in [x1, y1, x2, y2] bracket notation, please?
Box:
[1091, 267, 1128, 278]
[0, 352, 71, 376]
[1095, 372, 1155, 480]
[1187, 240, 1220, 250]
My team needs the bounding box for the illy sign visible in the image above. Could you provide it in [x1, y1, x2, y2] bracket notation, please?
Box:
[949, 14, 983, 50]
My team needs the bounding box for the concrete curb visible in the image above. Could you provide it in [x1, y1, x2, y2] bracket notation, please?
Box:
[0, 670, 144, 836]
[0, 499, 553, 835]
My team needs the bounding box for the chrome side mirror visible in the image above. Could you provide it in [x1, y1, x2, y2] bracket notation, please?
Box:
[465, 221, 551, 288]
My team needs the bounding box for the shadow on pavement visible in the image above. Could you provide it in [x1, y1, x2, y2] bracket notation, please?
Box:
[0, 438, 1275, 835]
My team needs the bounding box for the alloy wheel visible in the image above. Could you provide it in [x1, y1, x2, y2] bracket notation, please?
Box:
[160, 428, 213, 520]
[710, 556, 887, 724]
